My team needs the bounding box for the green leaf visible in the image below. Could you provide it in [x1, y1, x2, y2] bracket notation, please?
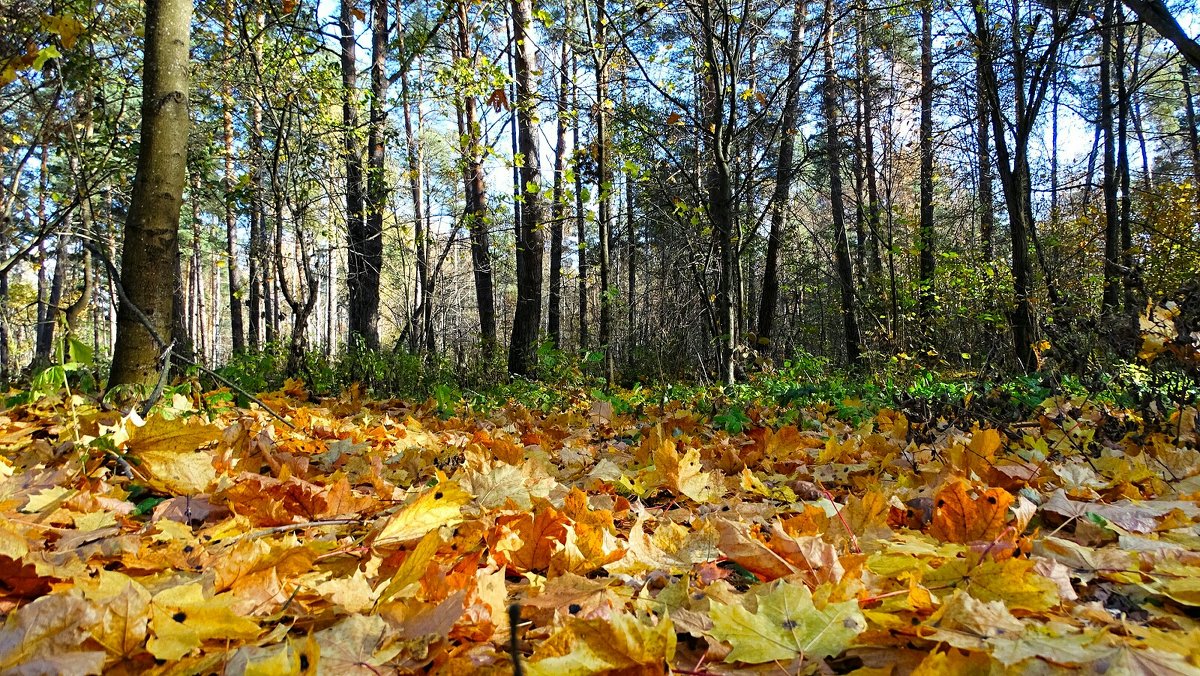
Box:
[713, 407, 751, 434]
[68, 338, 93, 366]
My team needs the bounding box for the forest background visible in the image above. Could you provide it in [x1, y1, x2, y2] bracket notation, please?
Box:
[1, 0, 1199, 403]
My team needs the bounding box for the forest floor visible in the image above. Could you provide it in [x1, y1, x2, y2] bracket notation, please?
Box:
[0, 380, 1198, 675]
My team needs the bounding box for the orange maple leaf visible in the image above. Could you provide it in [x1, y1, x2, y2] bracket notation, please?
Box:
[929, 481, 1014, 544]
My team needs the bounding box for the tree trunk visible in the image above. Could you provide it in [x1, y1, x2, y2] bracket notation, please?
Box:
[1116, 3, 1136, 320]
[1131, 25, 1152, 192]
[223, 0, 244, 354]
[824, 0, 861, 366]
[699, 0, 737, 385]
[594, 0, 614, 381]
[507, 0, 546, 376]
[456, 1, 498, 356]
[574, 51, 589, 350]
[1121, 0, 1200, 71]
[399, 39, 430, 355]
[971, 0, 1077, 369]
[340, 0, 366, 354]
[1101, 0, 1122, 317]
[33, 146, 50, 365]
[505, 16, 523, 257]
[548, 7, 571, 349]
[977, 75, 994, 259]
[858, 8, 882, 276]
[350, 0, 387, 350]
[109, 0, 191, 389]
[1183, 65, 1200, 193]
[917, 0, 935, 320]
[757, 0, 806, 352]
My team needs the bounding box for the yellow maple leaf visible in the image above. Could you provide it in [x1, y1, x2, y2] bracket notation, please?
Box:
[645, 425, 719, 503]
[375, 480, 472, 544]
[148, 583, 261, 660]
[526, 613, 676, 675]
[123, 414, 222, 494]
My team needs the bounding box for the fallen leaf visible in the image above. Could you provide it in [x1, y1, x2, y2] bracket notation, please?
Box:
[708, 580, 864, 663]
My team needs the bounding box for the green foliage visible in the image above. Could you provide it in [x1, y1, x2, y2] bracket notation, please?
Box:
[7, 337, 98, 406]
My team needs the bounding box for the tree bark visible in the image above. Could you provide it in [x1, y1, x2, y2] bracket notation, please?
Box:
[574, 51, 589, 350]
[824, 0, 862, 367]
[399, 35, 430, 355]
[109, 0, 191, 388]
[977, 73, 994, 259]
[594, 0, 614, 381]
[698, 0, 737, 384]
[548, 6, 571, 349]
[1102, 0, 1122, 317]
[350, 0, 386, 350]
[507, 0, 546, 376]
[1121, 0, 1200, 71]
[1184, 64, 1200, 194]
[1116, 3, 1135, 320]
[757, 0, 807, 352]
[222, 0, 244, 355]
[917, 0, 935, 320]
[859, 22, 883, 277]
[456, 1, 498, 356]
[971, 0, 1078, 369]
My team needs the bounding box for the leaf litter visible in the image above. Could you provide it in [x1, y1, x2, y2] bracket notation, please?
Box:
[0, 381, 1198, 674]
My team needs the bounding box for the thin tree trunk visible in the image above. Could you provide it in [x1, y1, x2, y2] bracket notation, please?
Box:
[340, 0, 366, 354]
[456, 1, 498, 356]
[505, 15, 523, 253]
[1131, 25, 1152, 191]
[1183, 65, 1200, 196]
[548, 6, 571, 349]
[977, 70, 994, 259]
[34, 146, 50, 364]
[1116, 3, 1135, 321]
[1102, 0, 1122, 316]
[758, 0, 806, 352]
[594, 0, 614, 381]
[623, 74, 637, 368]
[824, 0, 861, 366]
[37, 234, 69, 364]
[223, 0, 244, 354]
[575, 51, 589, 350]
[399, 40, 429, 354]
[917, 0, 935, 319]
[1051, 70, 1060, 216]
[859, 8, 882, 275]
